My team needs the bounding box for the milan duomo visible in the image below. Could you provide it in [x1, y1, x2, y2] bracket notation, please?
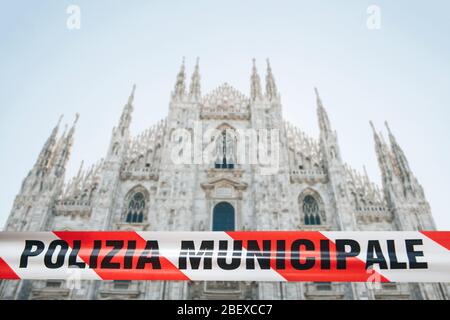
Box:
[1, 59, 448, 300]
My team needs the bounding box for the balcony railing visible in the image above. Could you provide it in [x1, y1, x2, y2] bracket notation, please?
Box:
[290, 170, 327, 183]
[120, 167, 159, 181]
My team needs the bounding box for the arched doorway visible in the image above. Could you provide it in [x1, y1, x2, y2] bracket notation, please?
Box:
[212, 202, 235, 231]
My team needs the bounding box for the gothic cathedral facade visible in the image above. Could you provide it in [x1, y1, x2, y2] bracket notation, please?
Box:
[1, 59, 448, 300]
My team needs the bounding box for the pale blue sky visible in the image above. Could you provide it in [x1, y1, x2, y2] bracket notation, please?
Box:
[0, 0, 449, 228]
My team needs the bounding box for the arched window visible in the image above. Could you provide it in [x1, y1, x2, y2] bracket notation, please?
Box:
[215, 127, 235, 169]
[125, 192, 145, 223]
[212, 202, 235, 231]
[303, 195, 321, 225]
[112, 143, 120, 156]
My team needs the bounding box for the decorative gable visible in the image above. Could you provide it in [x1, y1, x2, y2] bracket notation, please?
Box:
[200, 83, 250, 120]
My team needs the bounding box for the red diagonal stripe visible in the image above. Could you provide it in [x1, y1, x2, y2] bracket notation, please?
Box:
[421, 231, 450, 251]
[0, 257, 20, 280]
[53, 231, 189, 281]
[226, 231, 389, 282]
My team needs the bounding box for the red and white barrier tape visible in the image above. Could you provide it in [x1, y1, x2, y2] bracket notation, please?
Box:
[0, 231, 449, 282]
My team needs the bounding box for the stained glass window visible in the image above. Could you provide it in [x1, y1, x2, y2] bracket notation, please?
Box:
[126, 192, 145, 223]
